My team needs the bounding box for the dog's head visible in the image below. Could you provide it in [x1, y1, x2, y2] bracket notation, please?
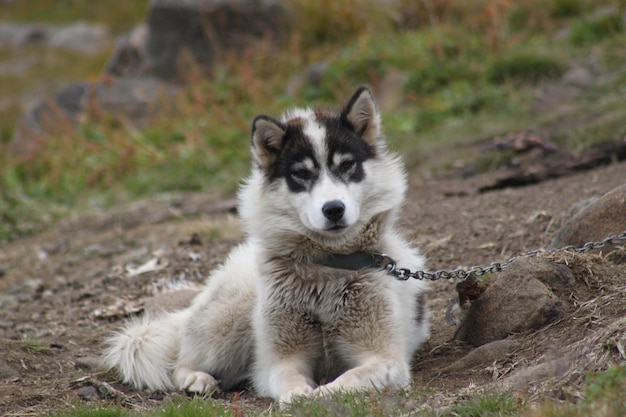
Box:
[241, 87, 406, 247]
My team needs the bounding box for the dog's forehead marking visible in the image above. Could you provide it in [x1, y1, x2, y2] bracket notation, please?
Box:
[282, 107, 328, 163]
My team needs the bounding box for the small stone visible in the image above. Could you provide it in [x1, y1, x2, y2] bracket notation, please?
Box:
[74, 356, 103, 370]
[77, 385, 101, 401]
[562, 66, 594, 88]
[0, 357, 19, 380]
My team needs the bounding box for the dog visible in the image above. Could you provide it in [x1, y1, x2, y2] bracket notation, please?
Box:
[104, 86, 430, 404]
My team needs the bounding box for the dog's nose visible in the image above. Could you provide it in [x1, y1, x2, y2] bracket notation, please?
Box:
[322, 200, 345, 222]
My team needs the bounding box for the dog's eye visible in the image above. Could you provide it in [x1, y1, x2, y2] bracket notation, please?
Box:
[339, 159, 355, 172]
[291, 168, 313, 180]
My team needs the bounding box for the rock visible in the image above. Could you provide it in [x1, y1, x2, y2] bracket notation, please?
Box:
[77, 385, 101, 401]
[549, 184, 626, 257]
[10, 77, 178, 156]
[144, 0, 287, 80]
[106, 25, 150, 77]
[143, 288, 200, 314]
[500, 358, 571, 391]
[562, 66, 594, 89]
[442, 339, 519, 374]
[454, 258, 566, 346]
[0, 22, 111, 53]
[47, 22, 111, 55]
[285, 61, 329, 97]
[74, 356, 104, 371]
[0, 357, 19, 380]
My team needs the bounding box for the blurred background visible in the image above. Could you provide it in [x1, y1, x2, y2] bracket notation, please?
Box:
[1, 0, 625, 241]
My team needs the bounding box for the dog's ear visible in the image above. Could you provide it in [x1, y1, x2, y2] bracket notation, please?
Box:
[341, 86, 382, 147]
[251, 115, 286, 168]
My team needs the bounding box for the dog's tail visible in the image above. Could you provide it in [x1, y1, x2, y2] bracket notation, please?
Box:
[103, 310, 190, 391]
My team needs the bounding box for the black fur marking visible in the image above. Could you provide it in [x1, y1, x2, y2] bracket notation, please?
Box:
[269, 124, 320, 193]
[261, 105, 376, 191]
[324, 118, 375, 184]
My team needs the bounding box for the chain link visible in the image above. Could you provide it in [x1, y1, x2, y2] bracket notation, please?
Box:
[377, 230, 626, 282]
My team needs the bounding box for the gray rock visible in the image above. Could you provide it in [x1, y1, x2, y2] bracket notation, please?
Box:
[0, 23, 49, 48]
[10, 77, 178, 156]
[74, 356, 104, 371]
[106, 25, 150, 77]
[77, 385, 101, 401]
[0, 22, 111, 53]
[500, 358, 571, 391]
[549, 184, 626, 258]
[48, 22, 110, 55]
[0, 357, 19, 380]
[454, 258, 566, 346]
[562, 66, 594, 89]
[442, 339, 519, 374]
[144, 0, 287, 80]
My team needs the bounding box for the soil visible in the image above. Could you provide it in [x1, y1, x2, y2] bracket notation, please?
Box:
[1, 142, 625, 415]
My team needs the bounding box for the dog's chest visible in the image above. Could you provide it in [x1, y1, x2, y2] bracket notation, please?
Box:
[265, 261, 389, 322]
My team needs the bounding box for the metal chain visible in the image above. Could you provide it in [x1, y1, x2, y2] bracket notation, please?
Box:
[376, 230, 626, 282]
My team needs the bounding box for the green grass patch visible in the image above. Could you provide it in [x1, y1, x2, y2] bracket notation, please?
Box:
[39, 367, 626, 417]
[48, 397, 242, 417]
[446, 393, 523, 417]
[19, 338, 54, 354]
[569, 13, 624, 45]
[486, 54, 564, 85]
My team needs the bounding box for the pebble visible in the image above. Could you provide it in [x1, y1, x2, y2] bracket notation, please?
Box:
[77, 385, 101, 401]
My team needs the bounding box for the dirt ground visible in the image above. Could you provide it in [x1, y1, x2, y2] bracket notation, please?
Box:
[1, 143, 625, 415]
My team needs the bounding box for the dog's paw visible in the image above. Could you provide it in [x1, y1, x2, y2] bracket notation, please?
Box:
[311, 383, 344, 399]
[278, 385, 314, 408]
[178, 370, 219, 394]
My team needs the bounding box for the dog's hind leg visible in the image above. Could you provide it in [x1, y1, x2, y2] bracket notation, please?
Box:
[103, 310, 190, 391]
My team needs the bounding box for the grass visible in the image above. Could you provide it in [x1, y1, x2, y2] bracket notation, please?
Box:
[19, 338, 54, 354]
[41, 367, 626, 417]
[3, 1, 626, 242]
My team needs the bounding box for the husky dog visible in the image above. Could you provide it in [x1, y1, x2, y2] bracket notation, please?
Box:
[104, 87, 430, 404]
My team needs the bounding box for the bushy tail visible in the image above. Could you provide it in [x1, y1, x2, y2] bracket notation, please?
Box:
[103, 310, 190, 391]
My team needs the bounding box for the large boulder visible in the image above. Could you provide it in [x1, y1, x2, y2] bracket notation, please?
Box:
[107, 0, 287, 80]
[454, 258, 569, 346]
[549, 184, 626, 260]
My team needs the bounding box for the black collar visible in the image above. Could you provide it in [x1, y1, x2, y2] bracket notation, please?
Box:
[312, 251, 390, 271]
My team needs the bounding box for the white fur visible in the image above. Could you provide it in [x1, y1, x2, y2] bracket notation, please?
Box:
[103, 88, 430, 405]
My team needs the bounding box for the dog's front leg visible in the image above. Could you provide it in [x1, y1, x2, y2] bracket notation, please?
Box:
[312, 353, 410, 396]
[253, 308, 321, 404]
[313, 287, 411, 396]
